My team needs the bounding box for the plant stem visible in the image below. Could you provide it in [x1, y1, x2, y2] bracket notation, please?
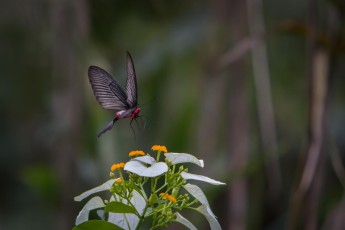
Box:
[155, 183, 167, 193]
[139, 183, 148, 201]
[135, 202, 150, 230]
[156, 151, 161, 162]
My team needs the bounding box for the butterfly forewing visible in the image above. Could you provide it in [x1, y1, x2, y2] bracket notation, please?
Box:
[88, 66, 129, 110]
[125, 52, 138, 107]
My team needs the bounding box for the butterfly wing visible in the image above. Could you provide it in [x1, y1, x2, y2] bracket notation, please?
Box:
[125, 52, 138, 108]
[88, 66, 129, 110]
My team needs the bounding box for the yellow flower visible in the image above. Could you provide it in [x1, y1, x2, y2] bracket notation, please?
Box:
[115, 178, 123, 183]
[151, 145, 168, 153]
[111, 162, 126, 171]
[159, 193, 177, 203]
[129, 150, 145, 157]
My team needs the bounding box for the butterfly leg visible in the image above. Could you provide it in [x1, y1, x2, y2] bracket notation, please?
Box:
[139, 115, 147, 129]
[134, 118, 140, 129]
[130, 118, 136, 139]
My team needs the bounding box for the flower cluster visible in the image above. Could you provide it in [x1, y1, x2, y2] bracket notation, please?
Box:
[159, 193, 177, 203]
[129, 150, 145, 157]
[74, 144, 225, 230]
[115, 178, 123, 183]
[110, 162, 125, 171]
[151, 145, 168, 153]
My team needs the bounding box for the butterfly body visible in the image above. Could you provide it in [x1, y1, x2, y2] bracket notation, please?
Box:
[115, 107, 140, 119]
[88, 52, 140, 137]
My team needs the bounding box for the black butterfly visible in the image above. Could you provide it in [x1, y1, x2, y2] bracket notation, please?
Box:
[88, 51, 140, 137]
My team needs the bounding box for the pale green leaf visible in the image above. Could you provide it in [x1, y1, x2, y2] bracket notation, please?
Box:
[109, 190, 145, 215]
[165, 153, 204, 167]
[195, 204, 222, 230]
[75, 196, 105, 225]
[130, 190, 146, 215]
[144, 207, 152, 217]
[107, 190, 145, 230]
[174, 212, 198, 230]
[124, 161, 168, 177]
[131, 155, 156, 165]
[181, 172, 225, 185]
[74, 179, 116, 202]
[108, 214, 139, 230]
[97, 210, 105, 220]
[183, 183, 215, 218]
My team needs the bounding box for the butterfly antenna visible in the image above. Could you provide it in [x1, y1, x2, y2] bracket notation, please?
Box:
[139, 96, 156, 108]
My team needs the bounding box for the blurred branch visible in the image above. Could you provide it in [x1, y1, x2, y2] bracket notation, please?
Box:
[222, 1, 249, 230]
[321, 196, 345, 230]
[246, 0, 282, 199]
[218, 36, 259, 69]
[330, 142, 345, 189]
[219, 16, 345, 71]
[227, 59, 248, 230]
[273, 20, 345, 55]
[298, 47, 328, 205]
[197, 76, 226, 162]
[289, 47, 329, 230]
[51, 0, 88, 229]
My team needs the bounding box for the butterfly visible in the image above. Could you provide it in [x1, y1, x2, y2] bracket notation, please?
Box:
[88, 51, 140, 137]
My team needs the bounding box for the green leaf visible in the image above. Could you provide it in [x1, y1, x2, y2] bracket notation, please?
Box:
[165, 153, 204, 167]
[155, 204, 172, 213]
[156, 203, 165, 211]
[73, 220, 124, 230]
[181, 172, 226, 185]
[75, 196, 105, 225]
[149, 194, 158, 205]
[174, 212, 197, 230]
[74, 179, 116, 202]
[105, 202, 137, 214]
[124, 161, 168, 177]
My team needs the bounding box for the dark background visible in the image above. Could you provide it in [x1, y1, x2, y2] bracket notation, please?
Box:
[1, 0, 345, 229]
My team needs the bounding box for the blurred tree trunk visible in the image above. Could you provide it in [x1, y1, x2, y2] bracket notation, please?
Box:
[227, 59, 248, 230]
[246, 0, 282, 200]
[214, 0, 250, 229]
[289, 0, 329, 229]
[51, 0, 88, 229]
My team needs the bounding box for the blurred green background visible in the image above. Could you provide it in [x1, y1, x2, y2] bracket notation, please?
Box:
[1, 0, 345, 229]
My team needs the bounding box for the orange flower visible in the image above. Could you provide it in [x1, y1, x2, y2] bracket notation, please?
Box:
[115, 178, 123, 183]
[111, 162, 126, 171]
[129, 150, 145, 157]
[159, 193, 177, 203]
[151, 145, 168, 153]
